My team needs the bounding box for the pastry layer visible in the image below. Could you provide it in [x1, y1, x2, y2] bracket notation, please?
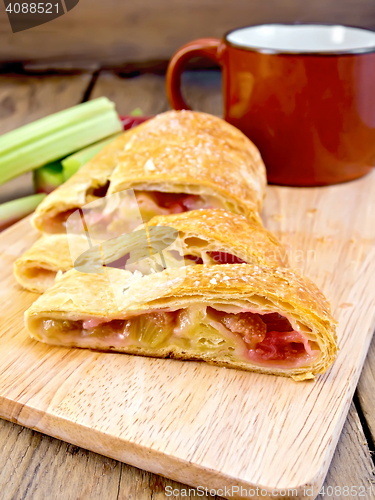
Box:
[31, 110, 266, 233]
[144, 209, 288, 268]
[13, 234, 90, 293]
[25, 265, 337, 380]
[14, 209, 287, 293]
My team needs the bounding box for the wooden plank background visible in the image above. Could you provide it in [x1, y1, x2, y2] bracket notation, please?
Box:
[0, 70, 374, 498]
[0, 0, 374, 68]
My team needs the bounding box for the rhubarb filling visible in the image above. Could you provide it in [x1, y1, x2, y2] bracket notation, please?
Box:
[34, 307, 320, 369]
[46, 191, 225, 233]
[183, 252, 246, 266]
[207, 252, 247, 264]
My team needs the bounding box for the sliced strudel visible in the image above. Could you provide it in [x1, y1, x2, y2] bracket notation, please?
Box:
[14, 209, 287, 293]
[32, 111, 266, 233]
[25, 265, 337, 381]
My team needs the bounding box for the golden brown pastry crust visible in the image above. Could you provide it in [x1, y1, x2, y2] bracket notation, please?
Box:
[13, 234, 90, 293]
[25, 265, 337, 381]
[15, 209, 287, 293]
[107, 110, 266, 215]
[144, 209, 288, 268]
[31, 111, 266, 233]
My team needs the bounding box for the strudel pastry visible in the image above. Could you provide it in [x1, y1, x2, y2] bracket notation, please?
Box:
[14, 209, 287, 293]
[144, 209, 287, 268]
[31, 110, 266, 233]
[25, 265, 337, 380]
[13, 234, 90, 293]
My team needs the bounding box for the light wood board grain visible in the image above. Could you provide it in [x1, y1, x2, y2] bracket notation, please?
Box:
[0, 402, 372, 500]
[1, 170, 375, 499]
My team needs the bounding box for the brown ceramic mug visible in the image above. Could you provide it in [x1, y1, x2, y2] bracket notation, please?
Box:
[166, 24, 375, 186]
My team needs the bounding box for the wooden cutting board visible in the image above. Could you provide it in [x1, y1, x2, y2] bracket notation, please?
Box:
[1, 171, 375, 500]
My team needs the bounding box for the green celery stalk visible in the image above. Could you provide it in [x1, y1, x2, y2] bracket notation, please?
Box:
[61, 133, 121, 180]
[130, 108, 143, 116]
[0, 97, 115, 154]
[33, 162, 64, 194]
[0, 98, 122, 186]
[0, 193, 46, 231]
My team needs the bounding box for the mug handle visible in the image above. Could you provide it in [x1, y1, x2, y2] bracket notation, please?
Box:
[166, 38, 222, 110]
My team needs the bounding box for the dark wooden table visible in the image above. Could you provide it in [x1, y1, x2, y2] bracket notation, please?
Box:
[0, 70, 374, 500]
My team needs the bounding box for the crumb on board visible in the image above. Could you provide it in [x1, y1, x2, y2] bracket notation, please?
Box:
[271, 214, 283, 221]
[316, 236, 334, 244]
[306, 208, 318, 216]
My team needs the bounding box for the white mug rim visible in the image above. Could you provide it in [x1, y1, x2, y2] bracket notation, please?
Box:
[225, 23, 375, 56]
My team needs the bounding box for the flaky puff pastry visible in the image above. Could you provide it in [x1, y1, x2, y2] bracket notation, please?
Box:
[13, 234, 90, 293]
[31, 111, 266, 234]
[106, 110, 266, 211]
[14, 209, 287, 293]
[25, 265, 337, 381]
[144, 209, 288, 268]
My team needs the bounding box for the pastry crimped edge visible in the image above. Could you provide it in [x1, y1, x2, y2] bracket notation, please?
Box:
[25, 265, 338, 381]
[31, 110, 266, 233]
